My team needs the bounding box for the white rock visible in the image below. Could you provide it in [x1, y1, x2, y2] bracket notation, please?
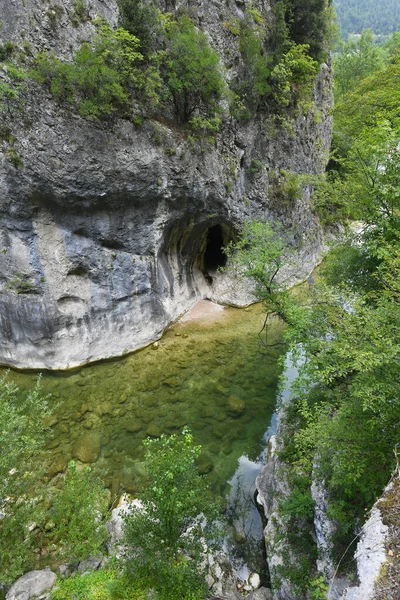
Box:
[6, 569, 57, 600]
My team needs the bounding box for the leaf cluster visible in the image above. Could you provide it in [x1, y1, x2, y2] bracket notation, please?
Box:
[49, 461, 110, 564]
[122, 428, 219, 600]
[0, 375, 51, 583]
[32, 23, 156, 120]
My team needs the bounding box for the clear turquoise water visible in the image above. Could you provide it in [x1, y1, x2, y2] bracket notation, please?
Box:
[2, 304, 284, 500]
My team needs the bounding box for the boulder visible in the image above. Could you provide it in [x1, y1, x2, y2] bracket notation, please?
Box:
[226, 395, 245, 417]
[6, 569, 57, 600]
[246, 588, 273, 600]
[78, 556, 102, 574]
[73, 432, 101, 463]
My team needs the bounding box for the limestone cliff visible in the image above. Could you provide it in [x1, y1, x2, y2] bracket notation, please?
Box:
[0, 0, 332, 369]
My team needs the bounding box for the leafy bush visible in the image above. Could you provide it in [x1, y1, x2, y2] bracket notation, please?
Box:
[0, 63, 26, 116]
[163, 16, 226, 123]
[0, 375, 51, 584]
[0, 42, 14, 62]
[237, 10, 271, 108]
[72, 0, 89, 25]
[117, 0, 162, 59]
[278, 0, 333, 62]
[51, 568, 145, 600]
[50, 461, 110, 564]
[280, 487, 315, 521]
[122, 428, 220, 600]
[33, 22, 160, 120]
[270, 43, 318, 109]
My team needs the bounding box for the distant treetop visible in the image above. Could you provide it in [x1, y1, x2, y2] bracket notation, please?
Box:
[334, 0, 400, 37]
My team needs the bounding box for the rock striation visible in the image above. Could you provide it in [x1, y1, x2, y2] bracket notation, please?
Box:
[0, 0, 332, 369]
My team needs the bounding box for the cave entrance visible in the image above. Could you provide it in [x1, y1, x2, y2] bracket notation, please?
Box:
[203, 225, 227, 273]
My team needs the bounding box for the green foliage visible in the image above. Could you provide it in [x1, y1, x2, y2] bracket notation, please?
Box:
[270, 43, 319, 109]
[163, 16, 226, 123]
[334, 0, 400, 37]
[7, 148, 23, 168]
[0, 41, 14, 62]
[71, 0, 89, 25]
[0, 375, 51, 584]
[283, 56, 400, 550]
[333, 29, 387, 98]
[309, 575, 329, 599]
[232, 4, 321, 115]
[269, 169, 302, 211]
[224, 221, 303, 340]
[122, 428, 219, 600]
[117, 0, 162, 59]
[0, 63, 26, 116]
[382, 31, 400, 61]
[51, 568, 146, 600]
[236, 10, 271, 109]
[32, 22, 161, 120]
[280, 487, 314, 521]
[50, 461, 109, 564]
[231, 52, 400, 575]
[5, 274, 36, 293]
[277, 0, 334, 61]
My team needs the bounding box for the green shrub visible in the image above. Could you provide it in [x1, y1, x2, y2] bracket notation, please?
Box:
[51, 568, 145, 600]
[270, 43, 318, 109]
[32, 23, 161, 120]
[72, 0, 89, 25]
[276, 0, 333, 62]
[236, 10, 271, 109]
[122, 428, 220, 600]
[0, 41, 14, 62]
[0, 63, 26, 116]
[50, 461, 110, 565]
[0, 375, 51, 584]
[7, 148, 23, 168]
[117, 0, 162, 59]
[163, 16, 227, 123]
[280, 488, 315, 521]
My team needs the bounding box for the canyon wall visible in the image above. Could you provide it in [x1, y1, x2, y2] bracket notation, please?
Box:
[0, 0, 332, 369]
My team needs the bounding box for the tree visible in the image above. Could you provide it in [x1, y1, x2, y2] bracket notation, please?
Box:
[122, 428, 220, 600]
[278, 0, 333, 61]
[231, 56, 400, 572]
[333, 29, 386, 98]
[33, 22, 161, 120]
[0, 375, 50, 583]
[163, 16, 226, 123]
[117, 0, 162, 59]
[224, 221, 303, 335]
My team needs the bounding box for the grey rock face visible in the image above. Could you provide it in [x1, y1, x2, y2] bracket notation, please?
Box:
[6, 569, 56, 600]
[256, 435, 304, 600]
[0, 0, 333, 370]
[247, 588, 273, 600]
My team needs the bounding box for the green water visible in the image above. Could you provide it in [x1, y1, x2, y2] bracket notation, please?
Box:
[3, 304, 284, 498]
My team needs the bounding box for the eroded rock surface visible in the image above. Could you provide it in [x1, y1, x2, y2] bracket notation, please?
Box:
[6, 569, 56, 600]
[0, 0, 332, 369]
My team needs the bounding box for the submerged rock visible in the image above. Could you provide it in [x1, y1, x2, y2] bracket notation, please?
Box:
[73, 431, 101, 463]
[226, 394, 246, 417]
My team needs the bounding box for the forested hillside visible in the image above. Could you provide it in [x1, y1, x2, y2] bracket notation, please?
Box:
[334, 0, 400, 37]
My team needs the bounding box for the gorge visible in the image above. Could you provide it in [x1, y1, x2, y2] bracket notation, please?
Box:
[0, 0, 347, 598]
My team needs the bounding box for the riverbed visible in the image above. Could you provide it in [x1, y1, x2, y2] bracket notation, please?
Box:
[3, 301, 284, 525]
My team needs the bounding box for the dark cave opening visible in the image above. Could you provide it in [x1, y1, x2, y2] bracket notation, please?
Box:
[203, 225, 227, 273]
